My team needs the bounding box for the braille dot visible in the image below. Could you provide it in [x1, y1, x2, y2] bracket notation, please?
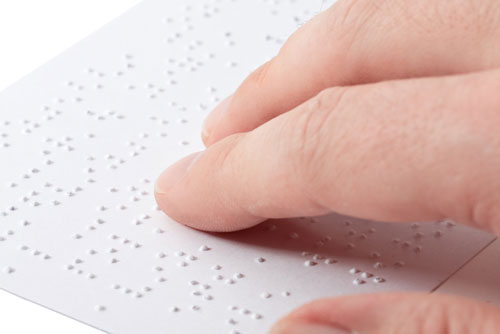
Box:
[373, 277, 386, 283]
[255, 257, 266, 264]
[349, 268, 360, 274]
[394, 261, 406, 268]
[304, 260, 317, 267]
[353, 278, 365, 285]
[260, 292, 272, 299]
[155, 252, 167, 259]
[199, 245, 211, 252]
[95, 305, 106, 312]
[3, 267, 15, 274]
[361, 272, 373, 279]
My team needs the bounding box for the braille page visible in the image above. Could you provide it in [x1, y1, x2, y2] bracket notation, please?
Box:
[0, 0, 495, 333]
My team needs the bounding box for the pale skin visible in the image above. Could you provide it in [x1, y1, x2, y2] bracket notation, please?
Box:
[154, 0, 500, 333]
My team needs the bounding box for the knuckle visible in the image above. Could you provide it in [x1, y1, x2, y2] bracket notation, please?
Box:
[326, 0, 383, 29]
[214, 133, 245, 177]
[244, 59, 273, 89]
[468, 196, 500, 235]
[288, 87, 348, 192]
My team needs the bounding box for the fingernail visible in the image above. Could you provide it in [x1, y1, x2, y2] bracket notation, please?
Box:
[202, 94, 233, 144]
[269, 321, 352, 334]
[155, 152, 201, 195]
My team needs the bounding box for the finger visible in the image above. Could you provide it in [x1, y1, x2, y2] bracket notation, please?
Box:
[269, 292, 500, 334]
[155, 69, 500, 233]
[202, 0, 500, 146]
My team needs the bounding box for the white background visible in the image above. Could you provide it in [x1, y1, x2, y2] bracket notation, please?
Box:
[0, 1, 499, 333]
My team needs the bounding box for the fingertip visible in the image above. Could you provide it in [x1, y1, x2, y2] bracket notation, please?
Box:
[202, 94, 233, 146]
[154, 152, 202, 211]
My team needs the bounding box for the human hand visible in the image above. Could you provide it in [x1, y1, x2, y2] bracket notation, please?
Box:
[155, 0, 500, 332]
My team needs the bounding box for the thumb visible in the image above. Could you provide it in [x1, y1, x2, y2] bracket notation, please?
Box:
[269, 293, 500, 334]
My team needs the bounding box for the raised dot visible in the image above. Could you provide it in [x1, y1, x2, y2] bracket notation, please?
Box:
[260, 292, 272, 299]
[394, 261, 406, 268]
[361, 272, 373, 279]
[3, 267, 15, 274]
[353, 278, 365, 285]
[94, 305, 106, 312]
[304, 260, 317, 267]
[349, 268, 360, 274]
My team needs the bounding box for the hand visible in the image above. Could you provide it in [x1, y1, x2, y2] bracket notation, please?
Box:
[155, 0, 500, 333]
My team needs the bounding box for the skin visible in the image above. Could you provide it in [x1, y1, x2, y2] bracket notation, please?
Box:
[155, 0, 500, 332]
